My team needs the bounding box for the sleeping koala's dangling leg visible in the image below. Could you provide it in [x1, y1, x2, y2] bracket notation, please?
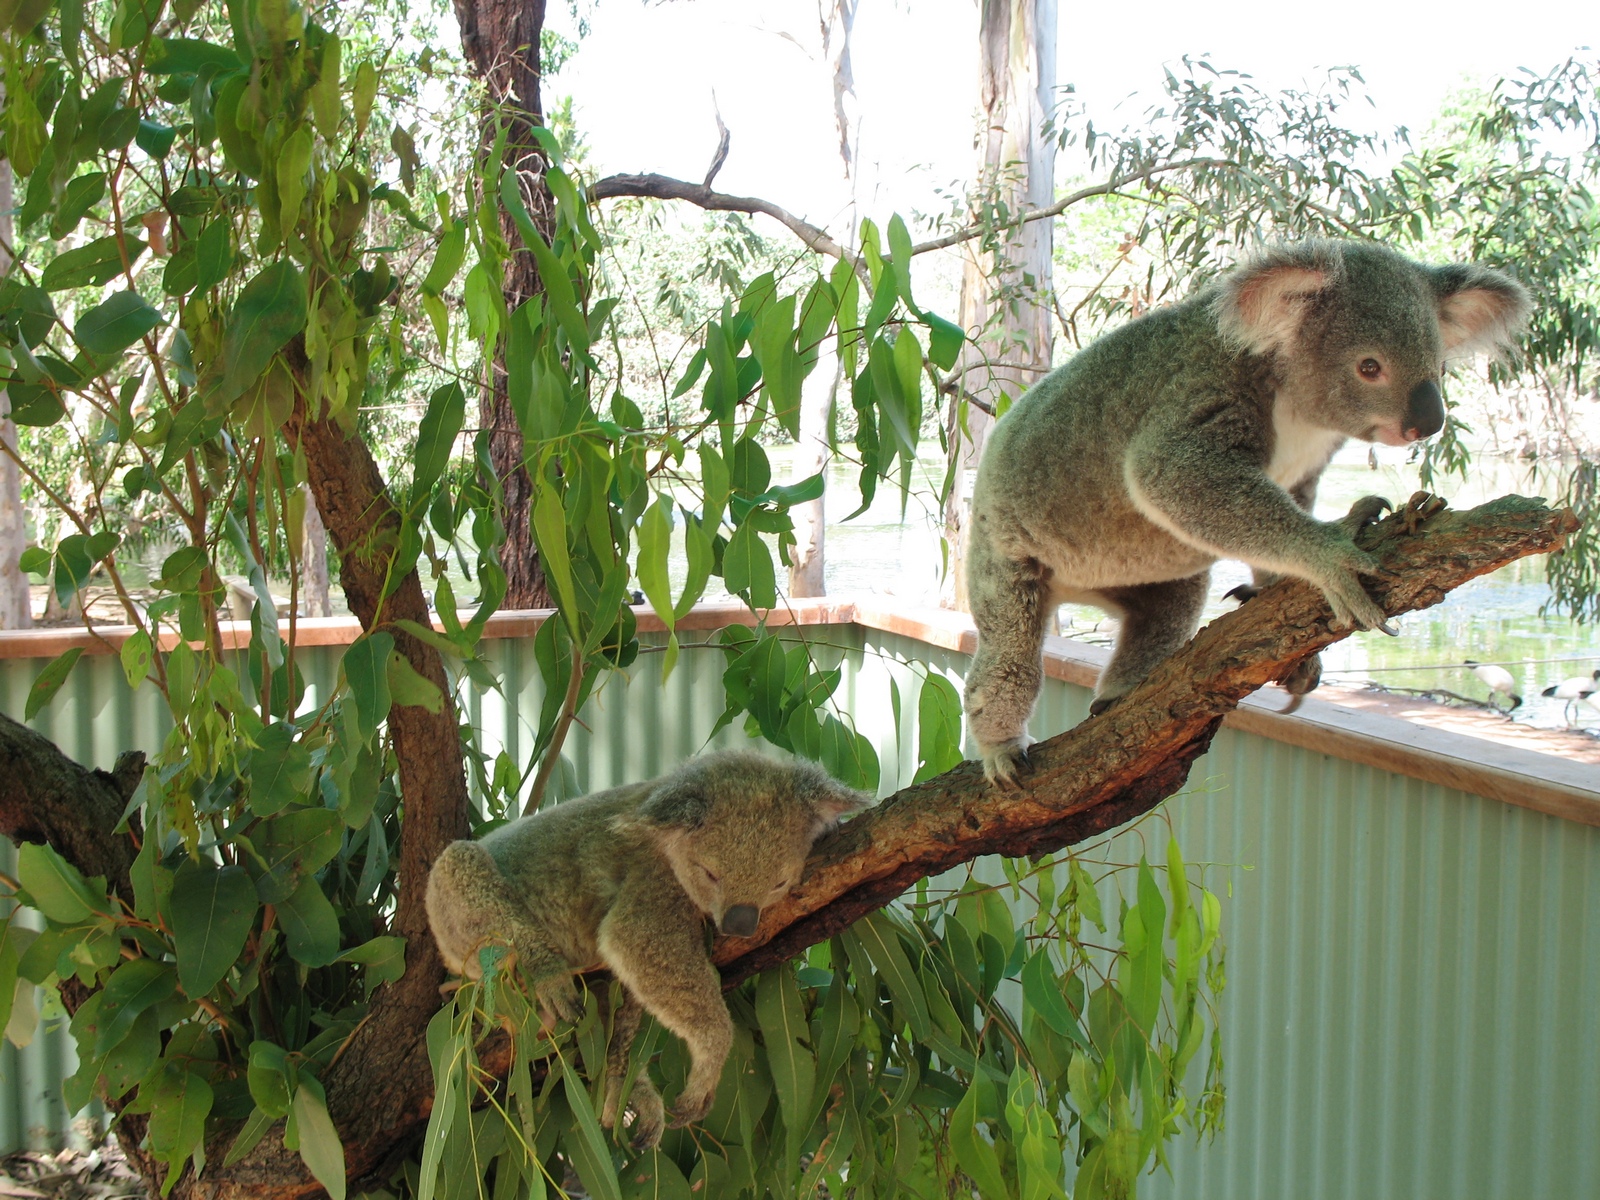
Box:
[1089, 572, 1210, 716]
[964, 532, 1054, 787]
[599, 985, 666, 1152]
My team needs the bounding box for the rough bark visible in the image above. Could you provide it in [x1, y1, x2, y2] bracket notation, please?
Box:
[0, 492, 1574, 1197]
[454, 0, 554, 610]
[941, 0, 1058, 610]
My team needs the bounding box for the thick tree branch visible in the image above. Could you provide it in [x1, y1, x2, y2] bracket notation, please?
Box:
[0, 715, 140, 899]
[715, 493, 1578, 983]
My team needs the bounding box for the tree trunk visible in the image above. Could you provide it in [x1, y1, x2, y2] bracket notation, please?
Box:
[0, 154, 30, 631]
[786, 0, 858, 599]
[454, 0, 554, 611]
[941, 0, 1058, 610]
[300, 483, 331, 618]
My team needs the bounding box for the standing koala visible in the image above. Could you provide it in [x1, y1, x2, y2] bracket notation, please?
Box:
[425, 750, 868, 1148]
[964, 239, 1529, 784]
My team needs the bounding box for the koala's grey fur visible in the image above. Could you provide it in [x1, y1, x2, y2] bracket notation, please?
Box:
[425, 750, 868, 1148]
[964, 239, 1530, 784]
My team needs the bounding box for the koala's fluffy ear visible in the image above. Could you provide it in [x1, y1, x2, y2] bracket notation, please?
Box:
[1429, 263, 1531, 361]
[633, 780, 711, 832]
[1213, 246, 1335, 356]
[803, 778, 872, 835]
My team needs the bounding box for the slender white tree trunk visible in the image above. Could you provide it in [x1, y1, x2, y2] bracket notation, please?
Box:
[301, 484, 331, 617]
[941, 0, 1058, 610]
[787, 0, 859, 598]
[0, 151, 32, 630]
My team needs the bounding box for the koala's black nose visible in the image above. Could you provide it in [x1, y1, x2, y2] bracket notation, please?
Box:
[1405, 379, 1444, 440]
[720, 905, 760, 937]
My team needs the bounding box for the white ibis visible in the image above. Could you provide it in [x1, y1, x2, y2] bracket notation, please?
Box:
[1542, 669, 1600, 723]
[1464, 660, 1522, 710]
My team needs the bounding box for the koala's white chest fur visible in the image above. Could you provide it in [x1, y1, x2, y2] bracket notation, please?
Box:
[1266, 401, 1346, 492]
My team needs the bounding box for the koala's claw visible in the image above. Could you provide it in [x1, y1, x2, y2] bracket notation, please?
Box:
[533, 973, 583, 1027]
[1402, 491, 1447, 534]
[1224, 583, 1261, 604]
[1341, 494, 1394, 534]
[667, 1089, 715, 1130]
[980, 740, 1031, 789]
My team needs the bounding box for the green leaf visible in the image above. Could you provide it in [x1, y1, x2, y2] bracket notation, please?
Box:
[561, 1066, 621, 1200]
[636, 495, 675, 633]
[277, 878, 341, 967]
[755, 965, 815, 1162]
[223, 1106, 277, 1168]
[412, 382, 466, 499]
[914, 673, 964, 783]
[40, 235, 141, 291]
[849, 911, 931, 1039]
[94, 958, 177, 1056]
[250, 808, 343, 903]
[343, 633, 394, 741]
[1021, 949, 1086, 1046]
[337, 935, 406, 990]
[25, 647, 83, 719]
[292, 1081, 347, 1200]
[17, 840, 105, 923]
[76, 291, 163, 355]
[120, 629, 153, 689]
[145, 1066, 214, 1169]
[532, 485, 579, 626]
[248, 1040, 294, 1117]
[248, 722, 313, 816]
[195, 219, 232, 294]
[620, 1149, 693, 1200]
[387, 652, 444, 712]
[950, 1074, 1013, 1200]
[219, 261, 307, 404]
[169, 860, 258, 997]
[723, 522, 776, 610]
[925, 312, 964, 370]
[422, 222, 468, 295]
[147, 37, 241, 73]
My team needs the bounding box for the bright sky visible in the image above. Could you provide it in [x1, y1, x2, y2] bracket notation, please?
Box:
[557, 0, 1596, 240]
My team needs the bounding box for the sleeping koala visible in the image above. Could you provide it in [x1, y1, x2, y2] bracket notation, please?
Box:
[963, 238, 1530, 784]
[425, 750, 868, 1148]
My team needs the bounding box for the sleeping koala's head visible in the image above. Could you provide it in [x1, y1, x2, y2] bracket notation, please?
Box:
[620, 750, 871, 938]
[1213, 239, 1530, 447]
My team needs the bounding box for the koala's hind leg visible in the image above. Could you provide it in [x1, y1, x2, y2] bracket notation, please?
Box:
[964, 535, 1054, 786]
[1090, 572, 1210, 715]
[599, 986, 666, 1151]
[597, 879, 732, 1134]
[424, 842, 582, 1025]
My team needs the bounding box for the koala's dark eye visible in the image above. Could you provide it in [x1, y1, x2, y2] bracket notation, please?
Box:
[697, 863, 720, 884]
[1358, 358, 1384, 381]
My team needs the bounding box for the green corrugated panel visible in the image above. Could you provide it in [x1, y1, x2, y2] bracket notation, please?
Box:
[3, 624, 1598, 1199]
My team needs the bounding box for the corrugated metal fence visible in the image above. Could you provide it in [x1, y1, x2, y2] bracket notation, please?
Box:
[2, 617, 1597, 1200]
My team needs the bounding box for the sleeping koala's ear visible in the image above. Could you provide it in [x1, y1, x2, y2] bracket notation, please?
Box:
[1429, 263, 1531, 361]
[802, 776, 873, 835]
[634, 780, 712, 832]
[1213, 245, 1335, 356]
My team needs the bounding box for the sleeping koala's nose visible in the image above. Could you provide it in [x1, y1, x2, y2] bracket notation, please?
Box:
[720, 905, 760, 937]
[1404, 379, 1444, 441]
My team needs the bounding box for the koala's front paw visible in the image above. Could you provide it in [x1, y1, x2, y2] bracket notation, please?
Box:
[1340, 494, 1394, 534]
[627, 1088, 666, 1152]
[666, 1086, 716, 1130]
[532, 971, 583, 1028]
[979, 739, 1030, 789]
[1318, 560, 1396, 635]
